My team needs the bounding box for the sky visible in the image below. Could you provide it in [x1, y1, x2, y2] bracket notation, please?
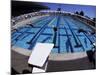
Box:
[41, 2, 96, 18]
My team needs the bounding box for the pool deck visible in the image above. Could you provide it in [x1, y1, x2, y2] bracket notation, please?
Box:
[49, 52, 87, 61]
[11, 50, 95, 74]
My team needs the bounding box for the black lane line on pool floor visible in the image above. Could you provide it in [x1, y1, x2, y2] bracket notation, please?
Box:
[27, 16, 56, 50]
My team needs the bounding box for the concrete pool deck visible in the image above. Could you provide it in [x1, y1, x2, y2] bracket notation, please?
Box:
[49, 52, 87, 61]
[12, 46, 88, 61]
[11, 49, 95, 74]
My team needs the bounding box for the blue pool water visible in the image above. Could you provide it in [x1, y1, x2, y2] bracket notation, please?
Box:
[11, 15, 96, 53]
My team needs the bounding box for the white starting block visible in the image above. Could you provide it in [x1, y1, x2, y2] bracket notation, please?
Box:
[32, 67, 46, 73]
[32, 60, 48, 73]
[28, 43, 54, 73]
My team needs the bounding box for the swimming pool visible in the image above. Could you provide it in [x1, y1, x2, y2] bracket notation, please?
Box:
[11, 14, 96, 53]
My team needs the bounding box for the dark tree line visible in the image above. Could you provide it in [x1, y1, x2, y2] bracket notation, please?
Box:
[93, 18, 96, 22]
[75, 11, 96, 22]
[75, 11, 84, 16]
